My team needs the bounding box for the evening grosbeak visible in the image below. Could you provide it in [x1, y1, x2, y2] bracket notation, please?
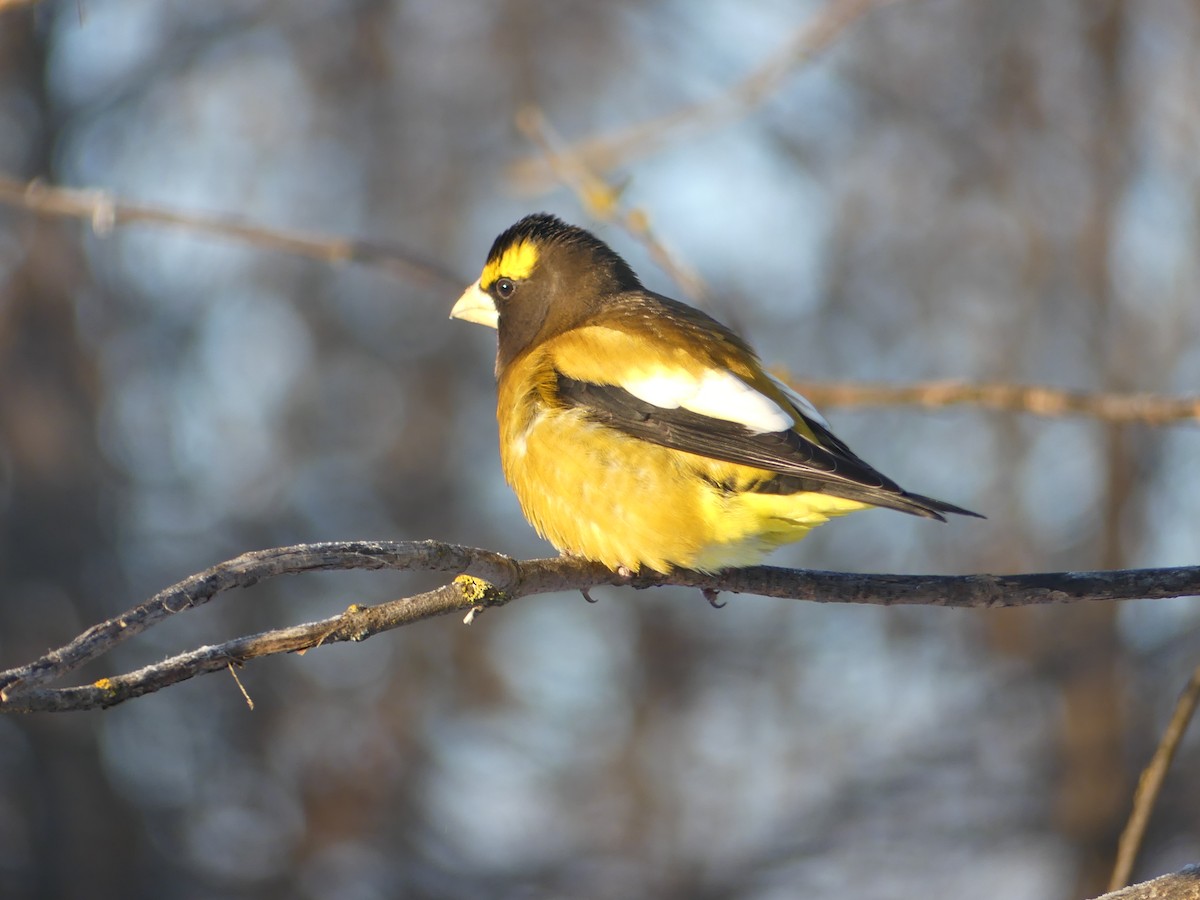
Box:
[451, 213, 980, 574]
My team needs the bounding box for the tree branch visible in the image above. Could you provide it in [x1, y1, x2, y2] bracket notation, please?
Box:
[787, 379, 1200, 426]
[0, 540, 1197, 713]
[3, 171, 1199, 427]
[507, 0, 894, 191]
[1109, 662, 1200, 891]
[0, 175, 464, 289]
[3, 172, 1197, 426]
[515, 106, 713, 306]
[1095, 865, 1200, 900]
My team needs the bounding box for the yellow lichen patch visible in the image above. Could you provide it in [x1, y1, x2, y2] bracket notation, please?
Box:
[453, 574, 506, 605]
[340, 603, 372, 642]
[481, 239, 539, 288]
[93, 677, 117, 694]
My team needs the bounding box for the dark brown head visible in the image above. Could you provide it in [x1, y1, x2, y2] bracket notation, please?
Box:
[451, 213, 642, 371]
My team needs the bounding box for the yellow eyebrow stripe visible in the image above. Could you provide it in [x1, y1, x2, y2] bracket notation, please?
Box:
[480, 239, 540, 288]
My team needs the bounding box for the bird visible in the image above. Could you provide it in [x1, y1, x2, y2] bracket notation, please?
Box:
[451, 213, 980, 575]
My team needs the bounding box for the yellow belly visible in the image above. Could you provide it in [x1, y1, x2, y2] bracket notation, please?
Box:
[499, 403, 868, 574]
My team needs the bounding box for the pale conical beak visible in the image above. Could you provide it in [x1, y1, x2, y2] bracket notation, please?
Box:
[450, 281, 499, 329]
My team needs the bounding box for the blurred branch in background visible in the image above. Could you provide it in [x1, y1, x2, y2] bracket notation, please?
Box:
[507, 0, 895, 192]
[787, 379, 1200, 426]
[1109, 662, 1200, 892]
[2, 171, 1197, 426]
[1, 539, 1198, 713]
[515, 106, 712, 305]
[0, 175, 464, 289]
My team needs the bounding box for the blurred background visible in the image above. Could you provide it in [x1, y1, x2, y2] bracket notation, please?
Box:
[1, 0, 1199, 897]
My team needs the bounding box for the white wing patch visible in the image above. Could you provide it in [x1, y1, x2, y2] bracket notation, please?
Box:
[767, 374, 831, 429]
[623, 368, 794, 434]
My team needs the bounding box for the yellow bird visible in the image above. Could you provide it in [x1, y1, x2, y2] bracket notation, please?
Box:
[452, 213, 980, 574]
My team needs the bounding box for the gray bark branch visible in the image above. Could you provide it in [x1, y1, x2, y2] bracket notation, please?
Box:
[0, 540, 1196, 713]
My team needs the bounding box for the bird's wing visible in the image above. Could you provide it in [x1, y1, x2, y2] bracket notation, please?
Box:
[546, 317, 977, 520]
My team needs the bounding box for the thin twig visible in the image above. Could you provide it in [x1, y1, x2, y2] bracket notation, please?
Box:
[516, 107, 711, 305]
[786, 378, 1200, 426]
[508, 0, 891, 191]
[0, 540, 1198, 713]
[226, 663, 255, 710]
[0, 175, 464, 289]
[1109, 661, 1200, 891]
[0, 540, 518, 700]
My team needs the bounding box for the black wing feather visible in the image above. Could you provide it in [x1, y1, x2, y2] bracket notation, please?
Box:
[556, 375, 981, 521]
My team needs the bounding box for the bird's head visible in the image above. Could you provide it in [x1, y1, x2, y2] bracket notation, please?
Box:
[451, 213, 642, 370]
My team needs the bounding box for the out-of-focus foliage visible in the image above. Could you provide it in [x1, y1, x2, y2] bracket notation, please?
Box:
[0, 1, 1198, 898]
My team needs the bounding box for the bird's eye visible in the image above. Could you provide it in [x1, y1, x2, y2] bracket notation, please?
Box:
[495, 278, 516, 299]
